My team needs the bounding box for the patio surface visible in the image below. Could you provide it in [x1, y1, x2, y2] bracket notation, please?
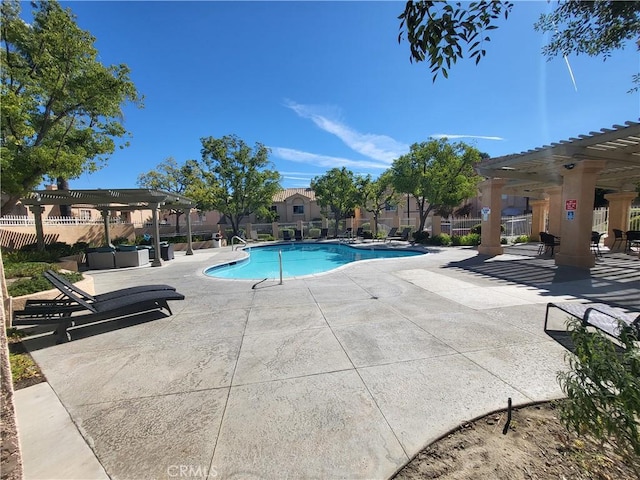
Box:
[14, 243, 640, 479]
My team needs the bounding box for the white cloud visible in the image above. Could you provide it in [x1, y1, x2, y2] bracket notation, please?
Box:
[284, 100, 409, 163]
[430, 134, 505, 141]
[272, 147, 390, 170]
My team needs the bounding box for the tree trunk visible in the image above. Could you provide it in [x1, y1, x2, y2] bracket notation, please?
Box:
[56, 177, 72, 217]
[0, 195, 21, 217]
[174, 211, 182, 234]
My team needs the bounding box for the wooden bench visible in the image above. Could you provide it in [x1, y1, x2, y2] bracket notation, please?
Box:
[544, 302, 640, 343]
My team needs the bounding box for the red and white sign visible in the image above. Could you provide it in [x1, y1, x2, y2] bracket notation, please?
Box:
[565, 199, 577, 211]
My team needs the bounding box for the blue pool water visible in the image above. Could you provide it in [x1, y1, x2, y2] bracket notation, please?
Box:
[205, 243, 424, 279]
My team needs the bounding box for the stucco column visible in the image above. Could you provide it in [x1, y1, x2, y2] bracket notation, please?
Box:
[431, 214, 441, 236]
[477, 178, 507, 256]
[186, 208, 194, 255]
[555, 160, 607, 269]
[272, 222, 279, 239]
[546, 187, 563, 238]
[150, 203, 162, 267]
[529, 199, 549, 242]
[603, 191, 638, 249]
[29, 205, 45, 251]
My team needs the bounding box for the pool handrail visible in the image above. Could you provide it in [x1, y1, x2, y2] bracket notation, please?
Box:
[231, 236, 247, 251]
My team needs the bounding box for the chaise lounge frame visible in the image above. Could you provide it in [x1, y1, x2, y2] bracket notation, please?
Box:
[544, 302, 640, 344]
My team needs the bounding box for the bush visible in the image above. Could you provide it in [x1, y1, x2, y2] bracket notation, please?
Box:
[412, 231, 430, 244]
[429, 233, 452, 246]
[500, 237, 508, 244]
[308, 228, 321, 238]
[513, 235, 530, 244]
[7, 270, 83, 297]
[451, 233, 481, 246]
[558, 318, 640, 472]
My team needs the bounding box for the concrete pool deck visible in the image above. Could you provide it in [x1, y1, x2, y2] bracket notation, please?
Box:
[14, 243, 640, 479]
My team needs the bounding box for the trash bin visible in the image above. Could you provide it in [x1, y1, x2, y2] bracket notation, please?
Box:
[213, 233, 222, 248]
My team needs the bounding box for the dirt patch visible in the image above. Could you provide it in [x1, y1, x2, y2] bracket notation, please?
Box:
[394, 401, 637, 480]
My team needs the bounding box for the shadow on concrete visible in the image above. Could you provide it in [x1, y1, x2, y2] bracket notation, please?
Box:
[20, 310, 168, 352]
[443, 245, 640, 310]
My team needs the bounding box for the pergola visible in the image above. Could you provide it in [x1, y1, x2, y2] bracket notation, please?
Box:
[475, 121, 640, 268]
[20, 189, 197, 267]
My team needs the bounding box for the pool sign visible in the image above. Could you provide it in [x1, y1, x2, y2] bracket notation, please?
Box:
[565, 199, 577, 211]
[481, 207, 490, 221]
[567, 211, 575, 220]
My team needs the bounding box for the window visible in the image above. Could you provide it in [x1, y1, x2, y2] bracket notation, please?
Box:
[384, 202, 397, 212]
[270, 205, 278, 213]
[293, 205, 304, 215]
[79, 209, 91, 220]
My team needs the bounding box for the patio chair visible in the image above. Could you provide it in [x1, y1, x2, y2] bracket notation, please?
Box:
[386, 227, 412, 243]
[611, 229, 625, 251]
[294, 229, 303, 241]
[539, 232, 560, 257]
[43, 270, 176, 303]
[544, 302, 640, 344]
[383, 227, 398, 242]
[282, 230, 292, 241]
[320, 228, 328, 239]
[355, 227, 364, 238]
[13, 273, 185, 343]
[625, 230, 640, 252]
[590, 231, 604, 257]
[337, 227, 353, 239]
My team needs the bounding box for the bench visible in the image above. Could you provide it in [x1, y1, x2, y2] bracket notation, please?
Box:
[544, 302, 640, 343]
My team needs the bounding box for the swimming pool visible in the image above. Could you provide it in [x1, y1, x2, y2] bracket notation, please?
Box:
[204, 243, 424, 279]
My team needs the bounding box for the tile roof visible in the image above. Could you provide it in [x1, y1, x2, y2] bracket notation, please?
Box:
[272, 188, 316, 202]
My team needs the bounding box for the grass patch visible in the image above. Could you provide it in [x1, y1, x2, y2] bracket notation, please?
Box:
[6, 329, 45, 389]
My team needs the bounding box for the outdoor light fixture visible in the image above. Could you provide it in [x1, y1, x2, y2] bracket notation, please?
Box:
[563, 163, 576, 170]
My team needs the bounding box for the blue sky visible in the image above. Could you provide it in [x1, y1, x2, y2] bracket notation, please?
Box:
[44, 1, 640, 190]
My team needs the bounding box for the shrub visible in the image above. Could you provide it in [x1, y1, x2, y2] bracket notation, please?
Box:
[7, 271, 83, 297]
[412, 231, 430, 244]
[500, 237, 508, 244]
[112, 236, 132, 245]
[558, 318, 640, 473]
[4, 262, 55, 279]
[258, 234, 274, 241]
[429, 233, 452, 246]
[452, 233, 481, 246]
[513, 235, 530, 244]
[308, 228, 321, 238]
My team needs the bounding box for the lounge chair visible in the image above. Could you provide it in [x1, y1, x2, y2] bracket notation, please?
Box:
[282, 230, 292, 241]
[386, 227, 412, 243]
[37, 270, 176, 304]
[294, 229, 303, 241]
[544, 302, 640, 344]
[13, 273, 185, 343]
[355, 227, 364, 238]
[383, 227, 398, 242]
[338, 227, 353, 239]
[320, 228, 328, 239]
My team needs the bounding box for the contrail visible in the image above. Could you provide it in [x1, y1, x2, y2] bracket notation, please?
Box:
[564, 54, 578, 92]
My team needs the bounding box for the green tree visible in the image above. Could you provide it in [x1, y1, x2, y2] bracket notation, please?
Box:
[399, 0, 639, 87]
[0, 0, 142, 215]
[195, 135, 281, 238]
[390, 139, 482, 232]
[356, 170, 398, 237]
[311, 167, 360, 238]
[137, 157, 200, 234]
